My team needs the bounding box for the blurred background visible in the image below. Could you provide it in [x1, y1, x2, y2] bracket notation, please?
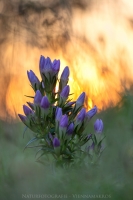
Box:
[1, 0, 133, 199]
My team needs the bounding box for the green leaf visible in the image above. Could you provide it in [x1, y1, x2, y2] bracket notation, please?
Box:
[23, 126, 28, 138]
[24, 137, 38, 151]
[24, 95, 34, 98]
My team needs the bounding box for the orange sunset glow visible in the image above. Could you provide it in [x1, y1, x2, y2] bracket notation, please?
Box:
[1, 0, 133, 120]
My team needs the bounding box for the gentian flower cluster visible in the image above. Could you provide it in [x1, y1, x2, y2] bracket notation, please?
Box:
[18, 55, 105, 167]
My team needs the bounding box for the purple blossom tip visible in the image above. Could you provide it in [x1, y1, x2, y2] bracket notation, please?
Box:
[53, 137, 60, 148]
[61, 66, 70, 80]
[67, 123, 74, 135]
[76, 92, 86, 105]
[60, 85, 70, 98]
[77, 108, 86, 122]
[18, 114, 27, 123]
[59, 114, 69, 128]
[56, 107, 62, 121]
[52, 59, 60, 73]
[40, 96, 50, 109]
[27, 70, 40, 85]
[27, 102, 34, 110]
[86, 105, 97, 119]
[39, 55, 52, 73]
[94, 119, 104, 133]
[23, 105, 33, 116]
[34, 90, 42, 105]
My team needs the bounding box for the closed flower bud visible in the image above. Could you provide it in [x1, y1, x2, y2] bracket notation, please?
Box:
[52, 59, 60, 73]
[94, 119, 103, 133]
[77, 108, 86, 122]
[60, 85, 70, 98]
[76, 92, 85, 105]
[67, 123, 74, 135]
[56, 107, 62, 121]
[59, 66, 70, 90]
[39, 55, 52, 74]
[18, 114, 27, 123]
[59, 114, 68, 128]
[53, 137, 60, 148]
[34, 90, 42, 105]
[23, 105, 33, 116]
[40, 96, 50, 109]
[61, 66, 69, 81]
[86, 106, 97, 119]
[27, 70, 40, 86]
[27, 102, 34, 110]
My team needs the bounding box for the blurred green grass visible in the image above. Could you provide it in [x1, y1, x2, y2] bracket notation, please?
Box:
[1, 91, 133, 200]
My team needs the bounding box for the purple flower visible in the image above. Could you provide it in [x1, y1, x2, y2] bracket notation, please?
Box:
[53, 137, 60, 148]
[39, 56, 52, 74]
[52, 59, 60, 73]
[18, 114, 27, 123]
[40, 96, 50, 109]
[86, 106, 97, 119]
[59, 114, 69, 128]
[67, 123, 74, 135]
[23, 105, 33, 116]
[27, 102, 34, 110]
[55, 107, 62, 121]
[27, 70, 40, 85]
[59, 67, 70, 90]
[61, 66, 69, 80]
[60, 85, 70, 98]
[76, 92, 85, 105]
[77, 108, 86, 122]
[94, 119, 104, 133]
[34, 90, 42, 105]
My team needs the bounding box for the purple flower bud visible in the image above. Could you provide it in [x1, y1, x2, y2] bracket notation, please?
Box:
[67, 123, 74, 135]
[23, 105, 33, 116]
[86, 106, 97, 119]
[56, 107, 62, 121]
[53, 137, 60, 148]
[40, 96, 50, 109]
[39, 55, 45, 73]
[61, 66, 69, 80]
[39, 55, 52, 73]
[77, 108, 86, 122]
[94, 119, 104, 133]
[59, 114, 69, 128]
[52, 59, 60, 73]
[34, 90, 42, 105]
[18, 114, 27, 123]
[27, 70, 40, 85]
[27, 102, 34, 110]
[76, 92, 85, 105]
[60, 85, 70, 98]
